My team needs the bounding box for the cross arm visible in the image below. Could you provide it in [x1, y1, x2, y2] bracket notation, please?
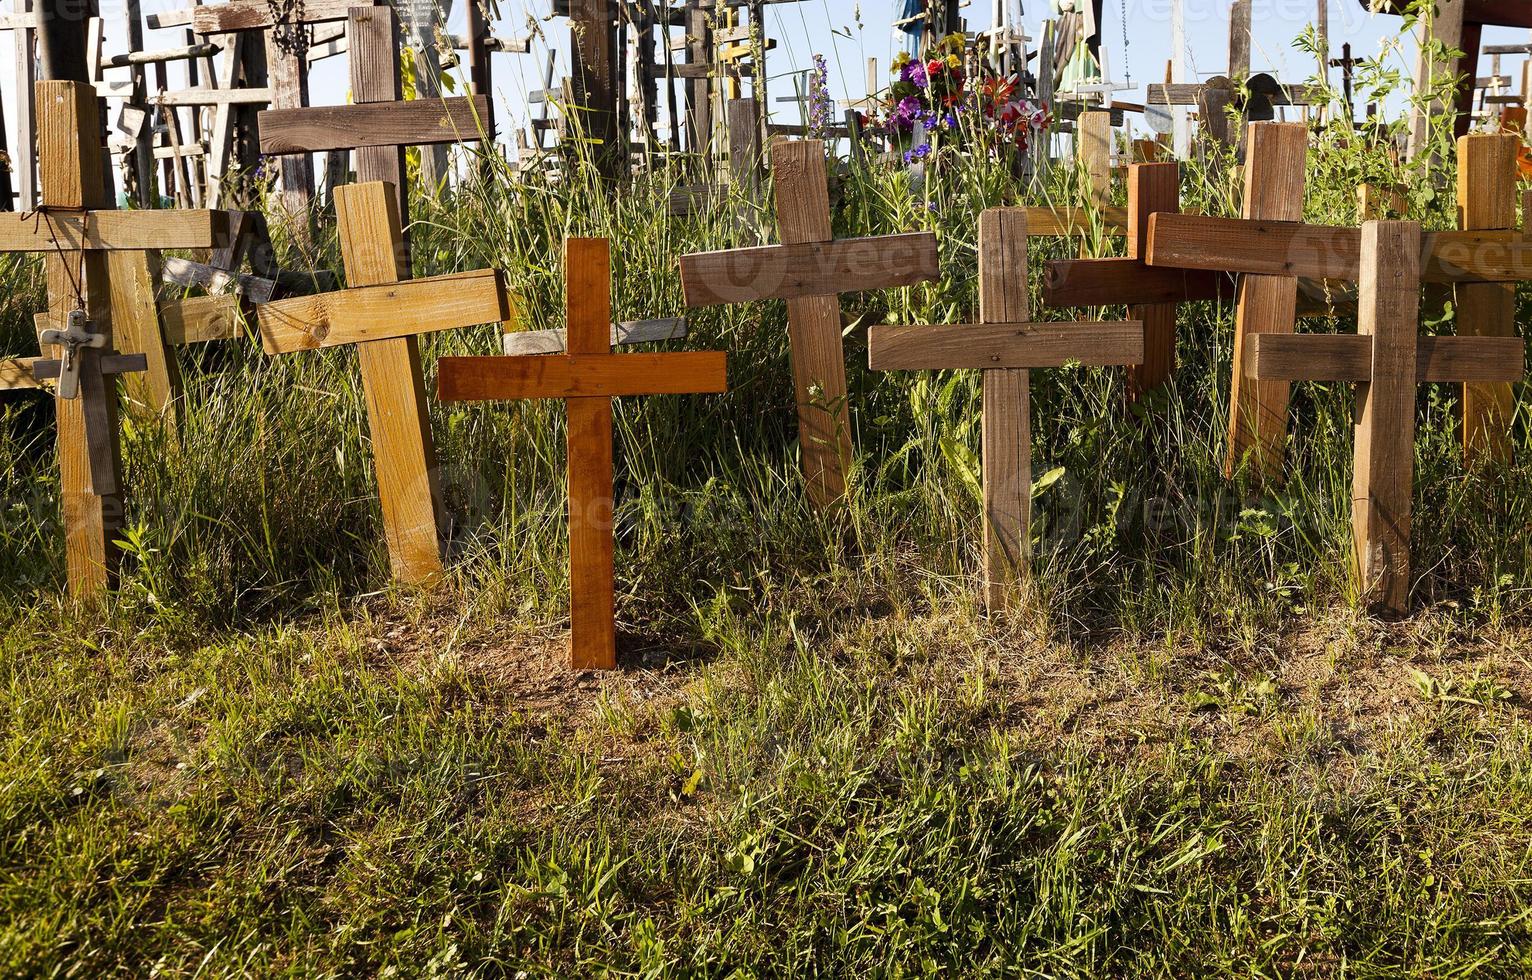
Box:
[868, 321, 1145, 371]
[29, 353, 149, 380]
[0, 209, 231, 252]
[679, 232, 938, 306]
[437, 352, 728, 400]
[1244, 333, 1526, 383]
[256, 268, 509, 353]
[1146, 213, 1532, 283]
[502, 318, 687, 355]
[258, 96, 492, 154]
[190, 0, 371, 33]
[0, 357, 45, 390]
[1043, 256, 1236, 306]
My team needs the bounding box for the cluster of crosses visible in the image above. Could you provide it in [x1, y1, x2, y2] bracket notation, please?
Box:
[2, 87, 1527, 666]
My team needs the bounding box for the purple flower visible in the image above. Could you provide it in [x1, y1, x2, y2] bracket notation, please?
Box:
[902, 141, 931, 163]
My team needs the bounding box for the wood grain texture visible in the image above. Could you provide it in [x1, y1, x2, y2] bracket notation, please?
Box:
[1024, 206, 1128, 237]
[1148, 212, 1530, 283]
[868, 321, 1144, 371]
[501, 318, 687, 355]
[191, 0, 366, 33]
[1456, 132, 1518, 464]
[1043, 256, 1235, 307]
[1245, 333, 1525, 383]
[773, 139, 852, 509]
[1224, 122, 1305, 481]
[334, 180, 444, 584]
[257, 95, 490, 154]
[1352, 221, 1421, 613]
[1078, 110, 1112, 210]
[977, 208, 1032, 613]
[106, 248, 180, 425]
[347, 5, 407, 229]
[437, 352, 727, 400]
[0, 357, 44, 390]
[679, 232, 939, 306]
[1126, 162, 1179, 396]
[0, 209, 226, 251]
[160, 294, 244, 345]
[255, 268, 507, 352]
[39, 81, 120, 598]
[565, 238, 616, 670]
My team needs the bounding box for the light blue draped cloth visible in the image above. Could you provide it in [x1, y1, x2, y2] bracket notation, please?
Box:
[896, 0, 923, 56]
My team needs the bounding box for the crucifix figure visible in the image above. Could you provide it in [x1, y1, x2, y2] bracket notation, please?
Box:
[0, 81, 229, 596]
[254, 180, 512, 584]
[1239, 221, 1524, 611]
[437, 237, 729, 670]
[680, 138, 940, 509]
[867, 208, 1144, 611]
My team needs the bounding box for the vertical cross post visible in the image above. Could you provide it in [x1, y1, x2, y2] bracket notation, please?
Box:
[1078, 108, 1111, 211]
[1457, 131, 1518, 463]
[1225, 121, 1306, 480]
[1125, 162, 1178, 396]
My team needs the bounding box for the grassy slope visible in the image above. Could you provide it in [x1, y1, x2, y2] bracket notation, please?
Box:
[3, 100, 1532, 973]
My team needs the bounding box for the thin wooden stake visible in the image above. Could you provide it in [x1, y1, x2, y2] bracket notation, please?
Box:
[1457, 132, 1518, 464]
[978, 208, 1031, 611]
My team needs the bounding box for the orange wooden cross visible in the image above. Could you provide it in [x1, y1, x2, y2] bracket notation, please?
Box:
[437, 238, 729, 670]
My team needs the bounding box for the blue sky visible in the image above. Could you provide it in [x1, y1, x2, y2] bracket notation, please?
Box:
[8, 0, 1532, 158]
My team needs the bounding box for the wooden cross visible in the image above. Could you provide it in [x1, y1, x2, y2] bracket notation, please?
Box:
[254, 180, 512, 583]
[1042, 160, 1233, 398]
[1238, 221, 1524, 611]
[1145, 209, 1532, 482]
[179, 0, 381, 221]
[437, 237, 728, 670]
[867, 208, 1143, 611]
[679, 138, 940, 508]
[0, 81, 229, 597]
[257, 5, 491, 236]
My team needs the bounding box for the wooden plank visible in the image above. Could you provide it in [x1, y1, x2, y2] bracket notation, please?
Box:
[679, 231, 938, 306]
[565, 238, 617, 670]
[348, 5, 408, 245]
[1246, 333, 1525, 383]
[161, 294, 243, 345]
[978, 208, 1031, 613]
[151, 86, 272, 105]
[30, 353, 147, 379]
[500, 318, 686, 355]
[774, 140, 849, 509]
[39, 80, 120, 598]
[257, 95, 490, 153]
[1078, 110, 1111, 210]
[0, 209, 227, 251]
[1126, 162, 1179, 396]
[869, 320, 1144, 371]
[1225, 122, 1306, 481]
[0, 357, 44, 389]
[255, 268, 507, 353]
[1043, 257, 1235, 306]
[1456, 132, 1518, 464]
[1353, 221, 1421, 613]
[1148, 212, 1531, 282]
[161, 255, 279, 304]
[333, 180, 444, 585]
[1025, 205, 1129, 237]
[436, 351, 728, 400]
[106, 249, 180, 425]
[190, 0, 365, 33]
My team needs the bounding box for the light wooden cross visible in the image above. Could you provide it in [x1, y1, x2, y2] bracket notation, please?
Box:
[679, 138, 940, 509]
[1236, 221, 1524, 611]
[254, 180, 512, 584]
[1042, 161, 1233, 398]
[0, 81, 230, 597]
[437, 237, 728, 670]
[257, 5, 491, 237]
[1147, 125, 1529, 477]
[867, 208, 1144, 611]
